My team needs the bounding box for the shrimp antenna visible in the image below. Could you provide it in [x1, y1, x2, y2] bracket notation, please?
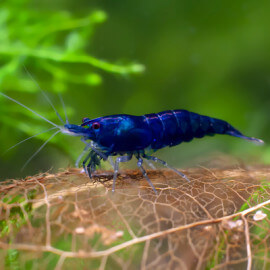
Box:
[0, 92, 60, 128]
[23, 66, 65, 125]
[58, 93, 69, 124]
[21, 129, 61, 171]
[4, 127, 58, 154]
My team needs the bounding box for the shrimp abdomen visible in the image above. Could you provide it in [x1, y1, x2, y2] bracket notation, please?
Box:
[144, 110, 263, 150]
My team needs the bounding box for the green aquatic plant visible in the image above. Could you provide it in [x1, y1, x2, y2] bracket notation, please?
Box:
[0, 1, 144, 89]
[206, 180, 270, 269]
[0, 0, 144, 168]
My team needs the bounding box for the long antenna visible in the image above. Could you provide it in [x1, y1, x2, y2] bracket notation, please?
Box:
[58, 93, 69, 124]
[21, 130, 61, 170]
[4, 127, 58, 154]
[23, 66, 65, 125]
[0, 92, 60, 128]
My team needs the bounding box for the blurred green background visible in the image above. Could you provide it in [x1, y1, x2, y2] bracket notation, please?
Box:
[1, 0, 270, 179]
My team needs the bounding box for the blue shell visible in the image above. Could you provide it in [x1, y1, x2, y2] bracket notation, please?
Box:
[72, 110, 262, 153]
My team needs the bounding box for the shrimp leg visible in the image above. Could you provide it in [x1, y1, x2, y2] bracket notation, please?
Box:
[144, 159, 156, 169]
[143, 154, 190, 182]
[81, 138, 108, 160]
[136, 157, 157, 194]
[86, 151, 101, 176]
[76, 144, 91, 168]
[112, 154, 133, 193]
[82, 151, 93, 177]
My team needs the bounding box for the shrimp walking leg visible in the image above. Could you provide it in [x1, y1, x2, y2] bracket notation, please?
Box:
[82, 151, 93, 178]
[76, 144, 91, 168]
[136, 157, 157, 194]
[144, 159, 156, 169]
[108, 156, 115, 168]
[112, 154, 132, 192]
[86, 152, 101, 177]
[81, 138, 108, 160]
[143, 154, 190, 182]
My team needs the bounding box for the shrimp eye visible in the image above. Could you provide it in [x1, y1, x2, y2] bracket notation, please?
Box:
[92, 122, 100, 130]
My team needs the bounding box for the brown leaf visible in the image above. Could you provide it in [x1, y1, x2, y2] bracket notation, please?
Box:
[0, 167, 269, 269]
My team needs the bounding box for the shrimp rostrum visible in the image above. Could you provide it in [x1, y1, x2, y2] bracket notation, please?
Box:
[0, 92, 264, 194]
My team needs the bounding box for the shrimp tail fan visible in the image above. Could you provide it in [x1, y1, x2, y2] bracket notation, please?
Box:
[226, 129, 264, 145]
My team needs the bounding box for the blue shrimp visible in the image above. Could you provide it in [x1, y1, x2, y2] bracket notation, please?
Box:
[0, 92, 264, 194]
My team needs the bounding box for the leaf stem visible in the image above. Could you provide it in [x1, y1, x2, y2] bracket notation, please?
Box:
[0, 46, 145, 75]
